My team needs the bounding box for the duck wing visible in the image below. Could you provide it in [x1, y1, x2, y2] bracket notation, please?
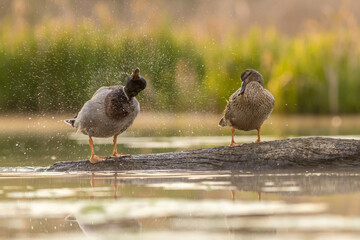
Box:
[230, 88, 242, 102]
[104, 86, 133, 120]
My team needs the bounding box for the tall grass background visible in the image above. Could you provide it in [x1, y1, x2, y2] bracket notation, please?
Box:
[1, 17, 360, 114]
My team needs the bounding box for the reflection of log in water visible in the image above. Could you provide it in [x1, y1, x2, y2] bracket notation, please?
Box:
[88, 170, 360, 197]
[229, 173, 360, 196]
[106, 171, 360, 196]
[44, 137, 360, 172]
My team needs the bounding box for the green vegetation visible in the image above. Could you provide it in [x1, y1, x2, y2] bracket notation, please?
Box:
[0, 22, 359, 114]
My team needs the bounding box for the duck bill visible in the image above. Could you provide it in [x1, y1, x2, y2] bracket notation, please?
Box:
[240, 82, 247, 95]
[131, 68, 140, 80]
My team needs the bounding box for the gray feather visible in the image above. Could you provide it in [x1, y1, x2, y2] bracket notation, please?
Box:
[218, 117, 227, 127]
[64, 119, 76, 127]
[73, 86, 140, 138]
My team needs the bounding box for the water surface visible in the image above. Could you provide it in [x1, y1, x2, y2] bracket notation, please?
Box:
[1, 170, 360, 239]
[1, 114, 360, 239]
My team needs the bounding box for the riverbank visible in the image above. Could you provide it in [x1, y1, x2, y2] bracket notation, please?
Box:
[1, 113, 360, 137]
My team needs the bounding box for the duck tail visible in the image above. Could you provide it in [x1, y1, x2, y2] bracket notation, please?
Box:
[64, 118, 76, 127]
[218, 117, 227, 127]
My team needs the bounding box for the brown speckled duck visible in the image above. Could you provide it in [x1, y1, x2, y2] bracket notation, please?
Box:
[219, 69, 274, 146]
[65, 68, 146, 164]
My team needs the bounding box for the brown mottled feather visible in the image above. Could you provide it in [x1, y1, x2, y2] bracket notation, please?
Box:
[220, 71, 274, 131]
[104, 86, 132, 120]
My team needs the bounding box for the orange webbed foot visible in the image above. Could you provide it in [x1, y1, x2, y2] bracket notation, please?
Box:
[229, 142, 242, 147]
[110, 136, 130, 158]
[229, 127, 243, 147]
[89, 155, 107, 164]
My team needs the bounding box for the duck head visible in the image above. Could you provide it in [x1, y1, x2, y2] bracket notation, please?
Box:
[239, 69, 264, 95]
[124, 68, 147, 98]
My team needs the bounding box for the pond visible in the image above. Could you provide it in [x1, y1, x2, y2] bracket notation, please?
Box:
[1, 171, 360, 239]
[1, 113, 360, 239]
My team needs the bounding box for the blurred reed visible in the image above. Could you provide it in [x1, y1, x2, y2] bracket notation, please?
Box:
[0, 20, 360, 114]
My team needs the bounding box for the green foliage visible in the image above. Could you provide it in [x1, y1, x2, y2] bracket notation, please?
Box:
[0, 23, 359, 114]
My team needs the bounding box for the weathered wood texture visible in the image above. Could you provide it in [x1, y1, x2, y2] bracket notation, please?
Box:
[44, 137, 360, 172]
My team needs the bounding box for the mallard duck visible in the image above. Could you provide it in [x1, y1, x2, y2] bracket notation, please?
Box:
[65, 68, 146, 164]
[219, 69, 274, 146]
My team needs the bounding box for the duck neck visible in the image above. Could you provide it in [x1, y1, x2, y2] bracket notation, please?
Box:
[124, 86, 138, 99]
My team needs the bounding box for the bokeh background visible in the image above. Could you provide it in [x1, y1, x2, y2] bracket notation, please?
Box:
[2, 0, 360, 167]
[1, 3, 360, 239]
[1, 0, 360, 115]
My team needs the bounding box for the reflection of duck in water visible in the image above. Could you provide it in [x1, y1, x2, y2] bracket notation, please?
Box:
[65, 214, 141, 237]
[65, 68, 146, 164]
[219, 69, 274, 146]
[66, 173, 141, 237]
[68, 173, 280, 238]
[90, 173, 120, 200]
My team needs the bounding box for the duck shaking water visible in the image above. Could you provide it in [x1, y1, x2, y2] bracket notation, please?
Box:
[65, 68, 146, 164]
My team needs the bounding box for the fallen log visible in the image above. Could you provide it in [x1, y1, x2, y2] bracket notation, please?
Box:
[44, 137, 360, 172]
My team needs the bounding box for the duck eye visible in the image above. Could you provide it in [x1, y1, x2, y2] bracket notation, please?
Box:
[242, 71, 252, 82]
